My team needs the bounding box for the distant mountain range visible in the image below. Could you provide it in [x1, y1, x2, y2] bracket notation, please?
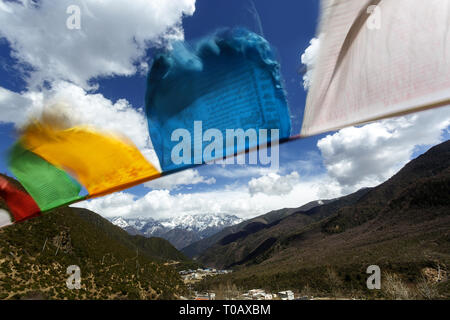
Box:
[110, 214, 243, 250]
[192, 140, 450, 298]
[181, 199, 333, 258]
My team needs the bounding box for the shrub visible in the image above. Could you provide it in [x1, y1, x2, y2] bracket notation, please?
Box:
[383, 272, 415, 300]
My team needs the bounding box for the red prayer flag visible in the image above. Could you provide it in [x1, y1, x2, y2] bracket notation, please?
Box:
[0, 176, 41, 223]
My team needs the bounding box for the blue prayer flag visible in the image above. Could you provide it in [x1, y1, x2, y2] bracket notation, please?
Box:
[145, 28, 291, 172]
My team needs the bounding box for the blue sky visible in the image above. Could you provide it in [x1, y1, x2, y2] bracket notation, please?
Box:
[0, 0, 449, 219]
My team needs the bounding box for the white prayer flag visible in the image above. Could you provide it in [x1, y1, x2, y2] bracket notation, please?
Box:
[301, 0, 450, 136]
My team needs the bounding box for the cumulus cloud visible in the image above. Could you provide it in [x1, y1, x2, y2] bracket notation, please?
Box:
[0, 87, 33, 124]
[76, 174, 339, 219]
[0, 0, 196, 89]
[0, 81, 161, 169]
[144, 169, 215, 190]
[300, 37, 320, 90]
[318, 106, 450, 193]
[248, 171, 300, 196]
[0, 0, 197, 168]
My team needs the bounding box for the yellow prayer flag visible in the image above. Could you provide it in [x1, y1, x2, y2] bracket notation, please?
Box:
[21, 122, 161, 198]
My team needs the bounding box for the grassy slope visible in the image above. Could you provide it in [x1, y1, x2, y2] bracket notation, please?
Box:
[0, 187, 190, 299]
[198, 189, 371, 268]
[182, 200, 332, 259]
[72, 207, 188, 262]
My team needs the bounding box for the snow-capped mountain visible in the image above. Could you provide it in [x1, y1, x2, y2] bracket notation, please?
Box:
[110, 214, 243, 250]
[111, 217, 129, 229]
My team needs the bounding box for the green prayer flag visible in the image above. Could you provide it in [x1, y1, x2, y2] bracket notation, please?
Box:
[8, 143, 85, 211]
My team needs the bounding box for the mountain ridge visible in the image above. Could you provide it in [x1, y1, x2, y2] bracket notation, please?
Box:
[110, 214, 243, 250]
[193, 140, 450, 298]
[0, 175, 192, 299]
[182, 199, 337, 258]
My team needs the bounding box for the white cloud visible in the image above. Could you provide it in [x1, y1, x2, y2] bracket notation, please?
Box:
[300, 37, 320, 90]
[75, 173, 339, 219]
[0, 81, 161, 169]
[248, 171, 300, 196]
[0, 0, 196, 89]
[144, 169, 215, 190]
[0, 87, 32, 124]
[317, 106, 450, 193]
[0, 0, 197, 169]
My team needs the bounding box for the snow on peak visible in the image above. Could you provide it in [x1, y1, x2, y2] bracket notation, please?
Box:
[110, 214, 243, 234]
[111, 217, 129, 228]
[160, 214, 243, 232]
